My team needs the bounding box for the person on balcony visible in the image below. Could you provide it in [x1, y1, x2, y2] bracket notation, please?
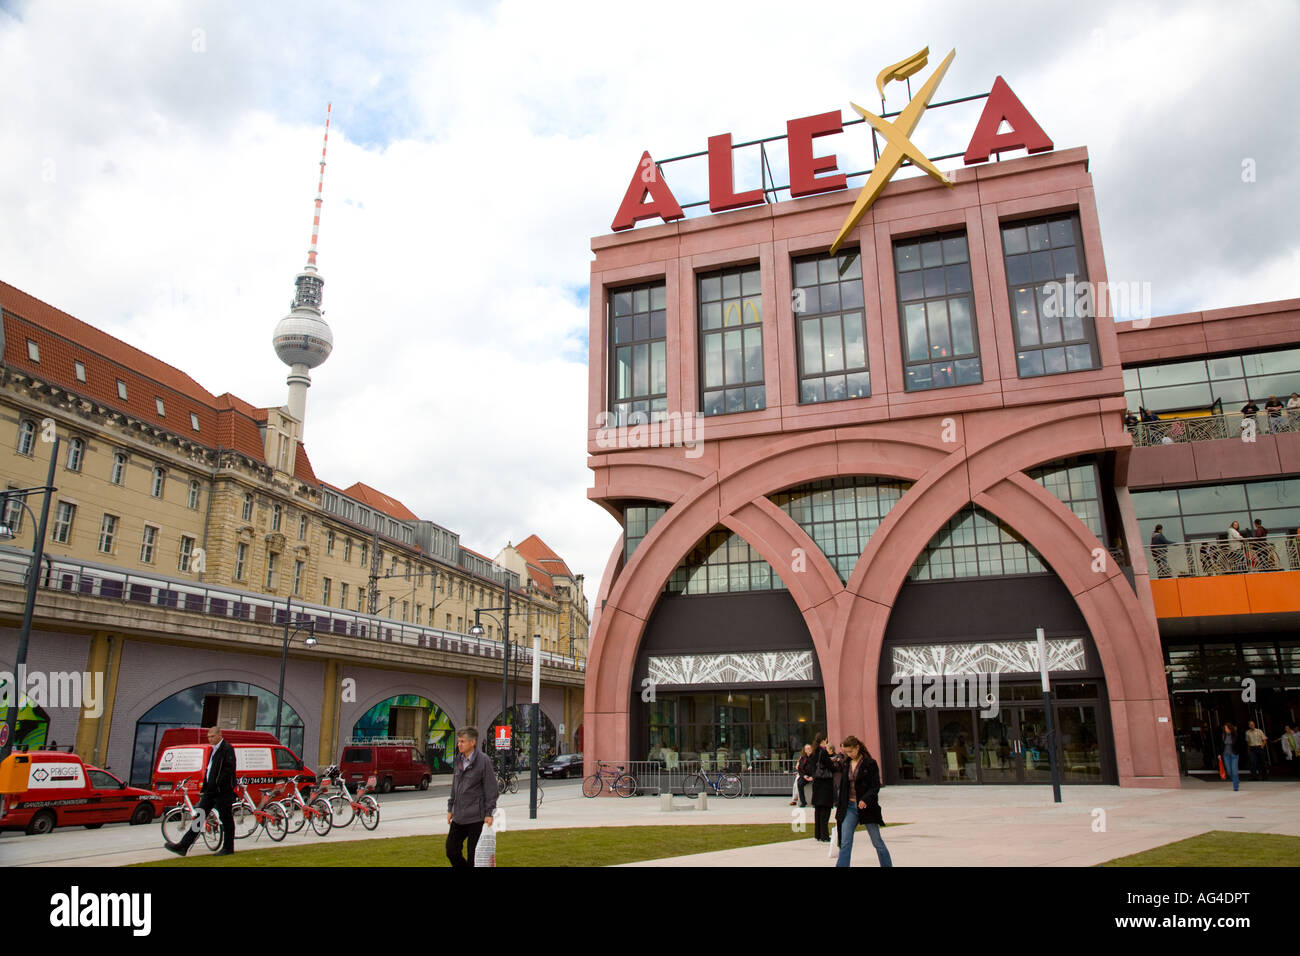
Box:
[1150, 525, 1173, 578]
[1287, 393, 1300, 428]
[1241, 399, 1260, 434]
[1265, 396, 1285, 433]
[1227, 522, 1248, 572]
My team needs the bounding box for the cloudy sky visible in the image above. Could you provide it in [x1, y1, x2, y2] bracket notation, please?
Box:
[1, 0, 1297, 600]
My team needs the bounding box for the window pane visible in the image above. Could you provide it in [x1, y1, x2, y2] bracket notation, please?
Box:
[941, 236, 968, 263]
[1002, 226, 1028, 255]
[1018, 350, 1044, 377]
[633, 343, 648, 396]
[927, 300, 950, 357]
[704, 335, 723, 388]
[821, 316, 844, 373]
[802, 318, 823, 375]
[899, 271, 924, 301]
[840, 279, 864, 309]
[616, 347, 632, 398]
[895, 244, 920, 272]
[945, 263, 972, 294]
[905, 304, 929, 361]
[843, 313, 865, 368]
[1014, 287, 1039, 345]
[1005, 254, 1031, 285]
[724, 329, 743, 384]
[801, 378, 825, 403]
[949, 298, 974, 355]
[743, 327, 763, 382]
[794, 260, 818, 286]
[651, 341, 667, 394]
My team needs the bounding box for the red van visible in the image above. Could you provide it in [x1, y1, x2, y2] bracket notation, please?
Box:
[152, 729, 315, 803]
[339, 744, 432, 793]
[0, 751, 163, 835]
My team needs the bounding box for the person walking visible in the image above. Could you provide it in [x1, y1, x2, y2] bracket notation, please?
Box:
[1150, 524, 1174, 578]
[1245, 720, 1269, 781]
[165, 726, 236, 856]
[791, 743, 813, 806]
[809, 733, 835, 844]
[834, 735, 892, 868]
[1221, 722, 1242, 791]
[445, 727, 496, 868]
[1274, 724, 1300, 777]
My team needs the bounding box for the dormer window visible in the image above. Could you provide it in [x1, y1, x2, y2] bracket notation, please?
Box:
[155, 397, 166, 416]
[26, 340, 39, 362]
[117, 380, 128, 400]
[74, 361, 86, 382]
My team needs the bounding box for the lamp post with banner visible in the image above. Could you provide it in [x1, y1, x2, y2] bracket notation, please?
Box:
[1037, 626, 1062, 804]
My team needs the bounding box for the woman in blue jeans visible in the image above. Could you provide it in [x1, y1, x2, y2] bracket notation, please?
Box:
[1222, 722, 1242, 791]
[834, 735, 892, 868]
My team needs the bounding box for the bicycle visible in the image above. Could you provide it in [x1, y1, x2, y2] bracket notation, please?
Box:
[683, 765, 742, 798]
[582, 762, 638, 798]
[323, 767, 380, 830]
[496, 762, 519, 795]
[277, 774, 334, 835]
[230, 777, 289, 842]
[159, 776, 222, 851]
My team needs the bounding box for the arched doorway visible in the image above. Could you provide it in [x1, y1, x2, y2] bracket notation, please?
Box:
[352, 695, 456, 772]
[130, 681, 304, 786]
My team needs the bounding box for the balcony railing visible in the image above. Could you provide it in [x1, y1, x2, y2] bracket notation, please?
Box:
[1145, 534, 1300, 578]
[0, 546, 585, 672]
[1128, 410, 1300, 447]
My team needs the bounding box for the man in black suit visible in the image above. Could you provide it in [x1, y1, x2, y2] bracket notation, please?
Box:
[166, 726, 237, 856]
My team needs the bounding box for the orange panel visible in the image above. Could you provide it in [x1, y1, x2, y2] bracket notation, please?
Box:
[1174, 575, 1250, 617]
[1245, 571, 1300, 614]
[1148, 579, 1183, 618]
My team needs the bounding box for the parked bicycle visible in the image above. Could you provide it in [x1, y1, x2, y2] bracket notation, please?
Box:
[496, 761, 519, 795]
[277, 773, 333, 835]
[322, 766, 380, 830]
[159, 775, 222, 851]
[582, 762, 638, 798]
[683, 766, 742, 798]
[230, 777, 289, 842]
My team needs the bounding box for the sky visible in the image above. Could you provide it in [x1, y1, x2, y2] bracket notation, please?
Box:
[1, 0, 1297, 602]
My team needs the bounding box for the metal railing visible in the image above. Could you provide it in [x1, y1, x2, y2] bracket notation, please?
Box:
[1128, 410, 1300, 446]
[0, 546, 585, 672]
[614, 758, 800, 796]
[1145, 534, 1300, 578]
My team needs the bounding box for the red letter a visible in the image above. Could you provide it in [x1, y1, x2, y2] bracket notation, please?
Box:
[963, 76, 1053, 165]
[611, 151, 685, 231]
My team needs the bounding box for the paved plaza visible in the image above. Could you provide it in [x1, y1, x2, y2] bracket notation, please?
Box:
[3, 775, 1296, 867]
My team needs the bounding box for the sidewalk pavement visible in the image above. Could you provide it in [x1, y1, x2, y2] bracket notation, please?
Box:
[6, 775, 1296, 867]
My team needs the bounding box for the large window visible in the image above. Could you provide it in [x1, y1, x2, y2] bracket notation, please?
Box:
[235, 542, 247, 581]
[51, 501, 75, 544]
[178, 535, 195, 572]
[1028, 459, 1104, 538]
[608, 280, 667, 426]
[665, 527, 783, 595]
[909, 504, 1048, 581]
[16, 420, 35, 456]
[98, 514, 118, 554]
[699, 265, 764, 416]
[65, 438, 85, 472]
[646, 690, 825, 763]
[1002, 214, 1096, 377]
[794, 251, 869, 403]
[624, 503, 668, 564]
[140, 525, 158, 563]
[1132, 479, 1300, 544]
[895, 233, 980, 390]
[111, 452, 127, 485]
[772, 477, 911, 582]
[1123, 347, 1300, 414]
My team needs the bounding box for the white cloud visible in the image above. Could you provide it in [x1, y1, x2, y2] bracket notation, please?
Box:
[1, 0, 1296, 599]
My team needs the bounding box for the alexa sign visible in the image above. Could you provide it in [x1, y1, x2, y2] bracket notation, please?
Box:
[611, 47, 1053, 253]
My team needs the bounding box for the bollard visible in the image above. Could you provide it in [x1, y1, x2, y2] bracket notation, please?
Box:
[659, 792, 674, 812]
[696, 792, 708, 811]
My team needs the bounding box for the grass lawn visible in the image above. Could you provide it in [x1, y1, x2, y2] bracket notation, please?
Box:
[1101, 831, 1300, 866]
[136, 823, 814, 867]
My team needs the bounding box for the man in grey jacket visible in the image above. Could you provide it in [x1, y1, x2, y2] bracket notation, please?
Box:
[446, 726, 497, 867]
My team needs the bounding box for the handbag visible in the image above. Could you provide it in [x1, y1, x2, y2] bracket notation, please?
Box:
[1217, 755, 1226, 780]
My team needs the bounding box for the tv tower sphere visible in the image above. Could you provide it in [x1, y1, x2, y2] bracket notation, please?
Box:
[273, 274, 334, 369]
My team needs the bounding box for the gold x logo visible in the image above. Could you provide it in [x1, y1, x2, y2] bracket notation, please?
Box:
[830, 47, 957, 254]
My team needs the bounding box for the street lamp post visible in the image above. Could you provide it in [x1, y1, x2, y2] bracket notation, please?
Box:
[275, 596, 317, 744]
[1036, 626, 1062, 804]
[0, 436, 59, 762]
[529, 633, 540, 819]
[468, 581, 512, 760]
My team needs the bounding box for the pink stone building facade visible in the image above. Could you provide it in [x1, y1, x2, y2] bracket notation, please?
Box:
[583, 146, 1292, 790]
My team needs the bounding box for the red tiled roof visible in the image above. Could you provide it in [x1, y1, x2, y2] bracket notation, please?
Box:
[294, 442, 319, 484]
[343, 481, 419, 522]
[516, 534, 575, 580]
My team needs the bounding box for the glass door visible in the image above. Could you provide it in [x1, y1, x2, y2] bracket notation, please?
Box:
[894, 710, 932, 782]
[978, 708, 1018, 783]
[938, 711, 977, 782]
[1017, 707, 1055, 783]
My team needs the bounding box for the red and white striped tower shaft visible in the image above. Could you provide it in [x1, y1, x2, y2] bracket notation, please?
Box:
[272, 103, 336, 431]
[307, 102, 331, 269]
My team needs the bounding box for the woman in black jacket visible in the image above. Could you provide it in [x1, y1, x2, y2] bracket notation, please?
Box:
[834, 735, 892, 867]
[810, 733, 836, 842]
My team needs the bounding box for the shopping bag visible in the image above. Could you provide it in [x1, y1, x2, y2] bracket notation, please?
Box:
[474, 826, 497, 867]
[1217, 755, 1226, 780]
